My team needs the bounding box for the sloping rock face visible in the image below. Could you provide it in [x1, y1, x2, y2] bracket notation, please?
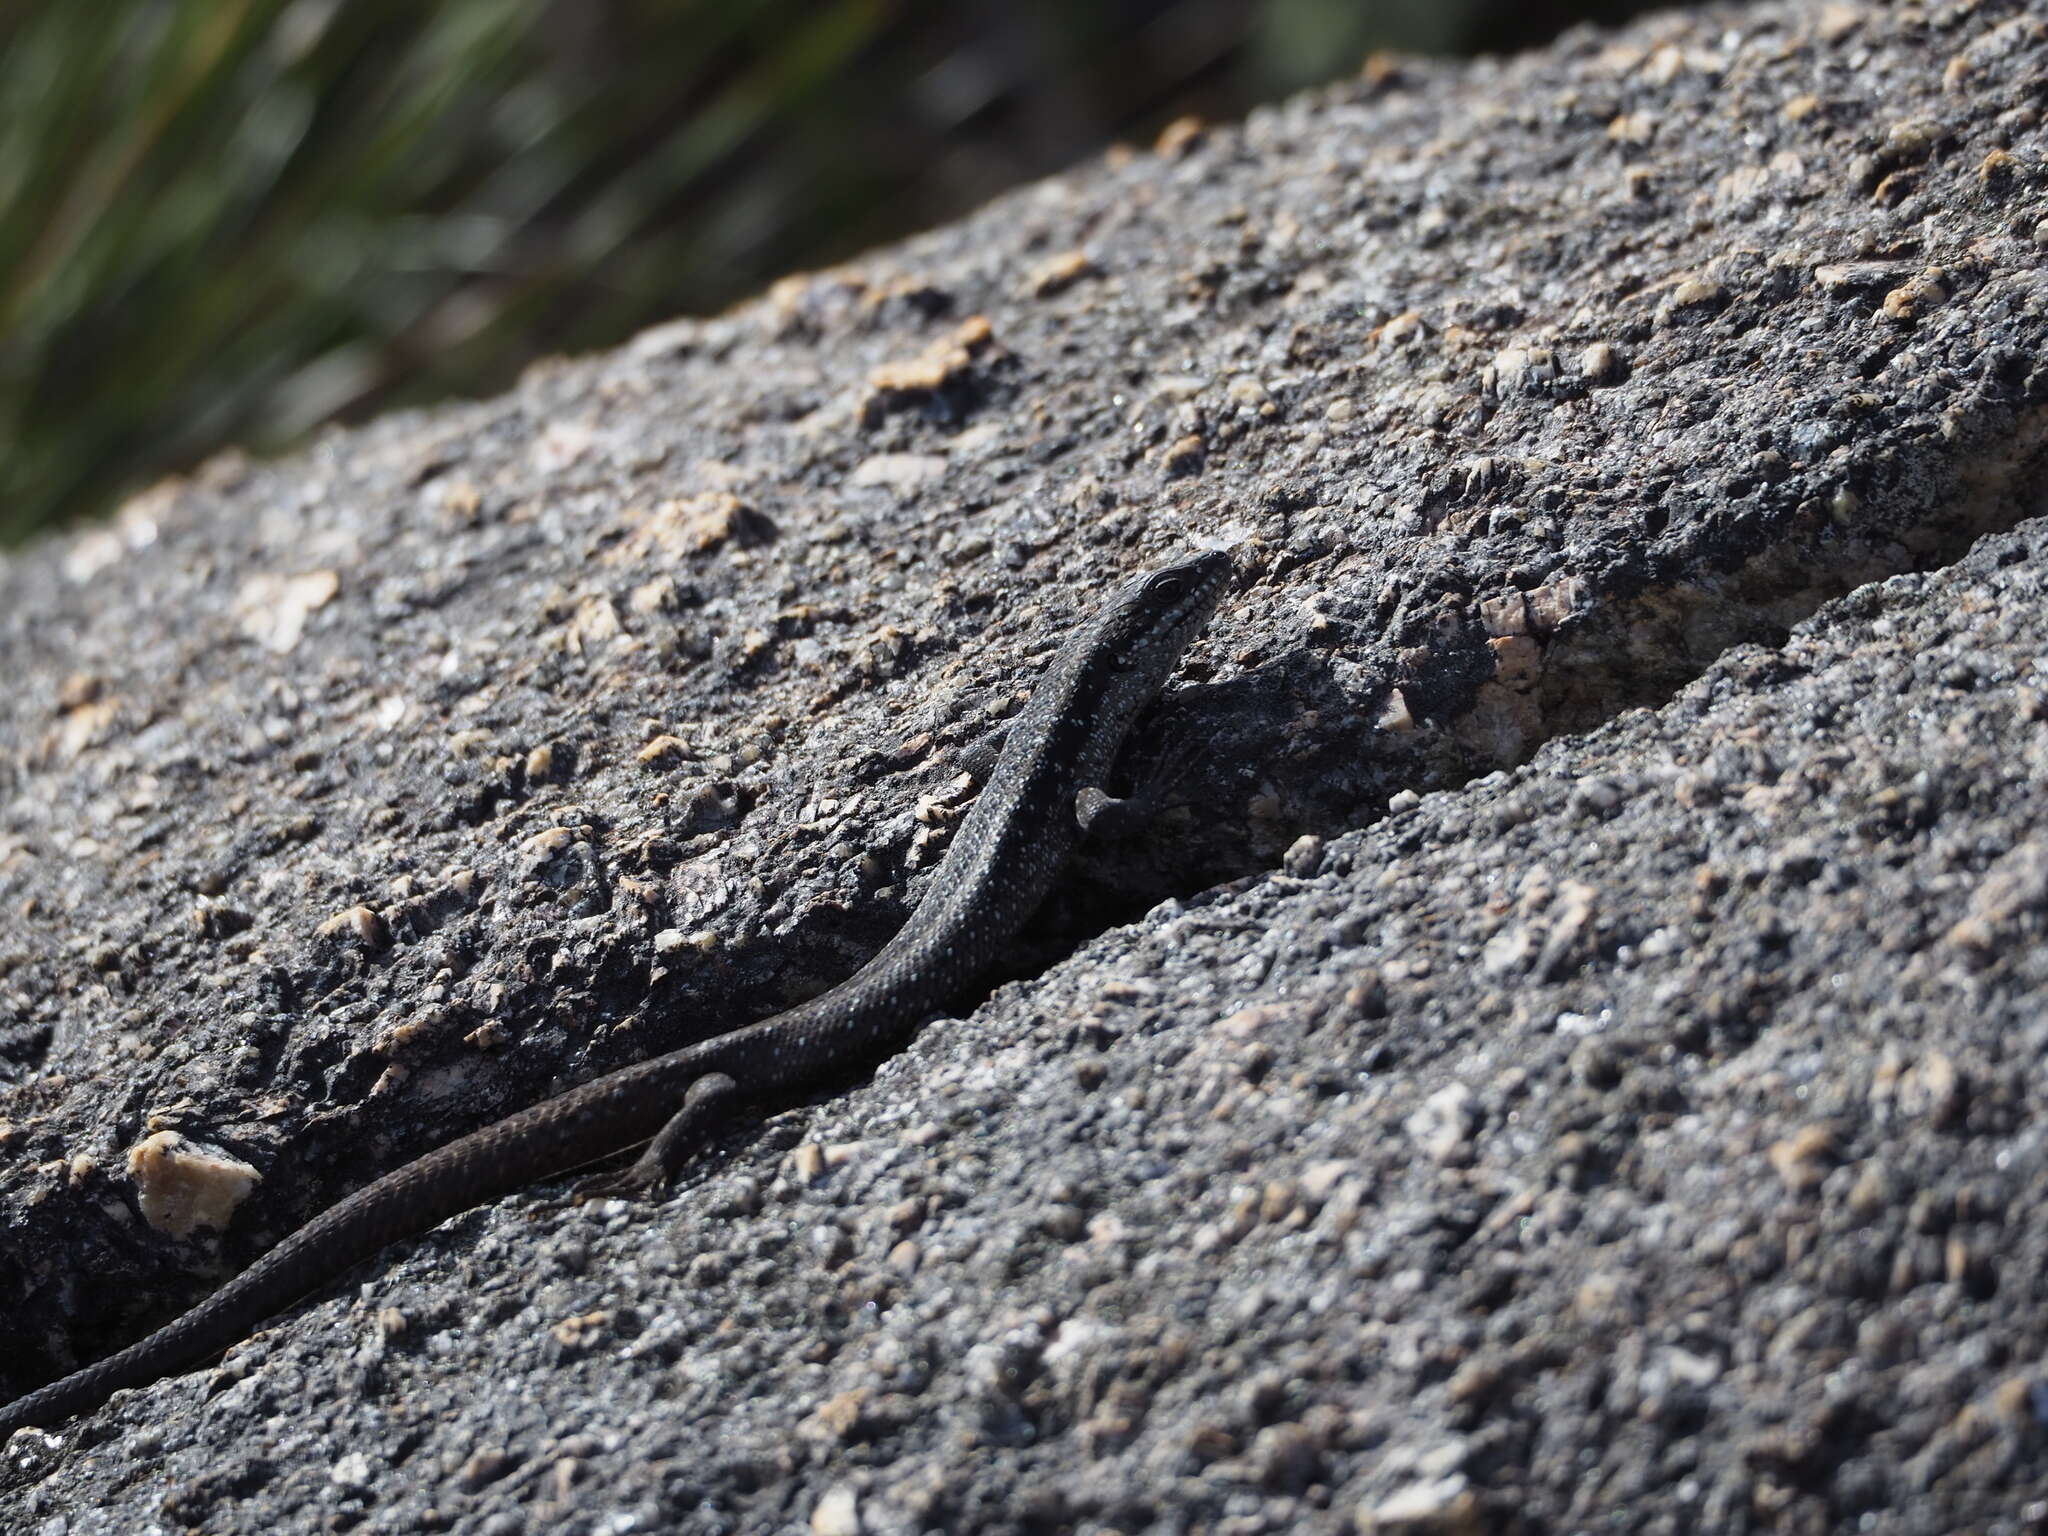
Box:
[4, 0, 2047, 1530]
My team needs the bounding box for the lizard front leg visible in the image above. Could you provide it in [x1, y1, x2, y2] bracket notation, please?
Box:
[1074, 716, 1207, 840]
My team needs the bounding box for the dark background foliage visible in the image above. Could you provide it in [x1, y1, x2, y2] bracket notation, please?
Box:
[0, 0, 1668, 544]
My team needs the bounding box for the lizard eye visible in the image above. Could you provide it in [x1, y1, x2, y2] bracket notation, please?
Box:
[1145, 570, 1191, 601]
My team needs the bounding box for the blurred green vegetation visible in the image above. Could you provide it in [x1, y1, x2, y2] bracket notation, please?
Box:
[0, 0, 1665, 545]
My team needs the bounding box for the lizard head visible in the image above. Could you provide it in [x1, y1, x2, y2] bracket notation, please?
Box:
[1098, 547, 1233, 679]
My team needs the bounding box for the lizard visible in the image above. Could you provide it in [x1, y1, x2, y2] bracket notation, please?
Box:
[0, 547, 1234, 1439]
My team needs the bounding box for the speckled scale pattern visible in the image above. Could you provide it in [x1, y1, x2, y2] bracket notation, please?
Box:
[0, 548, 1231, 1439]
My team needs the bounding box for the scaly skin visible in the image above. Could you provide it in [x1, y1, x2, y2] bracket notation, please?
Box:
[0, 548, 1232, 1439]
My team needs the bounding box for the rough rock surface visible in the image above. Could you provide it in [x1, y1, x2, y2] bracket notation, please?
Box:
[4, 0, 2048, 1530]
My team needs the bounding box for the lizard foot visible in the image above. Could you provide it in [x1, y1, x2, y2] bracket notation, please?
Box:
[572, 1157, 666, 1202]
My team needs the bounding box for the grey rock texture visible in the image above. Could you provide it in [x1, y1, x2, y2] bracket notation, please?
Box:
[3, 0, 2048, 1529]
